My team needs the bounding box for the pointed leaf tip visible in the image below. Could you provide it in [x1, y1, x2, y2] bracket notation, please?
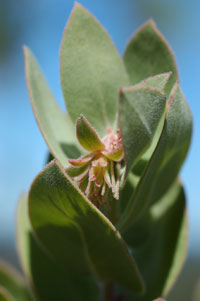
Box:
[118, 86, 166, 174]
[123, 19, 178, 96]
[76, 115, 105, 151]
[72, 2, 86, 13]
[148, 18, 155, 25]
[136, 72, 172, 92]
[119, 81, 192, 231]
[60, 3, 129, 134]
[74, 1, 81, 6]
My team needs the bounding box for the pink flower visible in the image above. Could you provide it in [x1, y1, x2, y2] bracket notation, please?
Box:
[66, 115, 124, 207]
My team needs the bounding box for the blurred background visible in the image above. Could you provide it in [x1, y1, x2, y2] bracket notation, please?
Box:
[0, 0, 199, 299]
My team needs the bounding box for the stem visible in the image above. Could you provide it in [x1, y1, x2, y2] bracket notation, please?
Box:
[104, 281, 113, 301]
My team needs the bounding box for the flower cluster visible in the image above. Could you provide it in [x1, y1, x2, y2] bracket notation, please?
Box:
[66, 115, 124, 207]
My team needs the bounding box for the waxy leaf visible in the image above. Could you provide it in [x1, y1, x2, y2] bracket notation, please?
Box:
[76, 115, 105, 151]
[118, 83, 192, 231]
[24, 47, 81, 167]
[17, 195, 99, 301]
[28, 161, 144, 294]
[124, 20, 178, 96]
[60, 3, 129, 135]
[0, 261, 32, 301]
[124, 180, 187, 300]
[119, 86, 166, 174]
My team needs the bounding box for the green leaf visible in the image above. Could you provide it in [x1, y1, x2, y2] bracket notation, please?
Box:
[28, 161, 144, 294]
[0, 287, 12, 301]
[131, 109, 165, 178]
[17, 195, 99, 301]
[136, 72, 171, 91]
[0, 261, 32, 301]
[118, 86, 166, 174]
[119, 172, 140, 216]
[66, 164, 89, 177]
[118, 83, 192, 231]
[124, 20, 178, 96]
[60, 2, 129, 135]
[193, 280, 200, 301]
[76, 115, 104, 151]
[130, 74, 171, 177]
[124, 180, 188, 300]
[103, 147, 123, 162]
[24, 47, 81, 166]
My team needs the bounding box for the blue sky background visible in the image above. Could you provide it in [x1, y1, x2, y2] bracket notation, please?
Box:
[0, 0, 199, 298]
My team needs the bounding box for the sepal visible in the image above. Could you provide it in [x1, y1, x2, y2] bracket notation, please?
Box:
[76, 115, 105, 152]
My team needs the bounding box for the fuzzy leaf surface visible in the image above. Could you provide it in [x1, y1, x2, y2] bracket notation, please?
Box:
[124, 180, 187, 300]
[136, 72, 171, 91]
[0, 261, 32, 301]
[24, 47, 81, 166]
[119, 86, 166, 174]
[124, 20, 178, 96]
[76, 115, 104, 151]
[118, 83, 192, 231]
[60, 3, 129, 135]
[28, 161, 144, 294]
[129, 73, 171, 177]
[17, 195, 99, 301]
